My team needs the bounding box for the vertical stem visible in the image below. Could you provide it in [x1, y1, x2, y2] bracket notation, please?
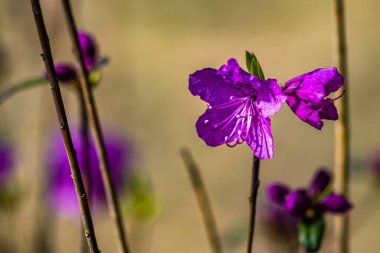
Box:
[60, 1, 130, 252]
[246, 156, 260, 253]
[78, 87, 92, 253]
[180, 148, 224, 253]
[29, 0, 100, 252]
[333, 1, 350, 253]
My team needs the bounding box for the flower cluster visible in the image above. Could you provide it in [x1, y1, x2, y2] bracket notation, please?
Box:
[267, 169, 352, 252]
[189, 57, 344, 159]
[267, 169, 351, 218]
[46, 127, 133, 216]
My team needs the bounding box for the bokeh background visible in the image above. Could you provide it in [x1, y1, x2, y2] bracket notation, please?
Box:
[0, 0, 379, 252]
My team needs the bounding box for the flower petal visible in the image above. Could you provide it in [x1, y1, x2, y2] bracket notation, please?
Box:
[267, 183, 290, 206]
[309, 168, 331, 196]
[318, 99, 338, 120]
[217, 58, 260, 89]
[256, 78, 287, 118]
[189, 68, 247, 106]
[321, 193, 352, 213]
[284, 189, 310, 217]
[248, 115, 274, 159]
[284, 68, 344, 103]
[195, 104, 243, 147]
[286, 96, 323, 130]
[78, 31, 98, 70]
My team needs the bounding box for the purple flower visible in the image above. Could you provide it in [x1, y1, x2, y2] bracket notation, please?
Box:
[189, 58, 286, 159]
[43, 63, 78, 83]
[0, 139, 14, 185]
[267, 168, 352, 218]
[78, 31, 98, 70]
[282, 68, 344, 130]
[46, 127, 133, 216]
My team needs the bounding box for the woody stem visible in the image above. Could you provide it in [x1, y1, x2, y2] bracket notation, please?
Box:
[60, 0, 130, 252]
[29, 0, 100, 252]
[246, 155, 260, 253]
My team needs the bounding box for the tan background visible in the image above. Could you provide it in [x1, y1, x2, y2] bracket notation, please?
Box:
[0, 0, 379, 252]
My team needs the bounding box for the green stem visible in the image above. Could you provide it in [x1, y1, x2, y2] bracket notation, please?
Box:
[0, 77, 46, 104]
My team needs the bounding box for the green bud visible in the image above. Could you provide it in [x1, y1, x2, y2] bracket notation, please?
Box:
[298, 217, 325, 252]
[245, 51, 265, 80]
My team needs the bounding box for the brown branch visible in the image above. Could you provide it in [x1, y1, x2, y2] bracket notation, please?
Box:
[333, 1, 350, 253]
[180, 148, 224, 253]
[29, 0, 100, 252]
[59, 0, 130, 252]
[246, 156, 260, 253]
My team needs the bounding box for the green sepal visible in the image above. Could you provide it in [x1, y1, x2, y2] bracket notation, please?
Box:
[89, 70, 102, 87]
[245, 51, 265, 80]
[298, 217, 325, 252]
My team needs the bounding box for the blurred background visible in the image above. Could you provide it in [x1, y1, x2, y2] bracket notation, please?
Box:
[0, 0, 379, 252]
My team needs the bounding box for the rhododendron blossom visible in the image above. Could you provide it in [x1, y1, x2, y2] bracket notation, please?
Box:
[189, 58, 286, 159]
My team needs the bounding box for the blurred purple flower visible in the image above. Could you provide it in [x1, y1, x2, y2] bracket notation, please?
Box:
[260, 201, 297, 244]
[189, 58, 286, 159]
[282, 68, 344, 130]
[78, 31, 98, 70]
[43, 63, 78, 83]
[46, 127, 133, 216]
[0, 139, 14, 185]
[267, 168, 352, 219]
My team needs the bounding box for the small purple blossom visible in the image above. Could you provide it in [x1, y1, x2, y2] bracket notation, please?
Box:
[78, 31, 98, 70]
[189, 58, 286, 159]
[267, 168, 352, 219]
[46, 127, 133, 216]
[43, 63, 78, 83]
[283, 68, 344, 130]
[0, 139, 14, 185]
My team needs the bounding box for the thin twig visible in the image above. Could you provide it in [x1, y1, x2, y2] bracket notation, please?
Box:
[180, 147, 224, 253]
[60, 0, 130, 252]
[78, 87, 92, 253]
[29, 0, 100, 252]
[333, 1, 350, 253]
[246, 156, 260, 253]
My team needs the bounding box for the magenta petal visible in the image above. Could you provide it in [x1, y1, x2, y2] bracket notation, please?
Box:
[284, 190, 310, 216]
[284, 67, 343, 103]
[309, 168, 331, 196]
[286, 96, 323, 130]
[217, 58, 260, 89]
[78, 31, 98, 70]
[318, 99, 338, 120]
[256, 79, 287, 118]
[267, 183, 290, 206]
[248, 115, 274, 159]
[189, 68, 247, 106]
[321, 193, 352, 213]
[196, 104, 243, 147]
